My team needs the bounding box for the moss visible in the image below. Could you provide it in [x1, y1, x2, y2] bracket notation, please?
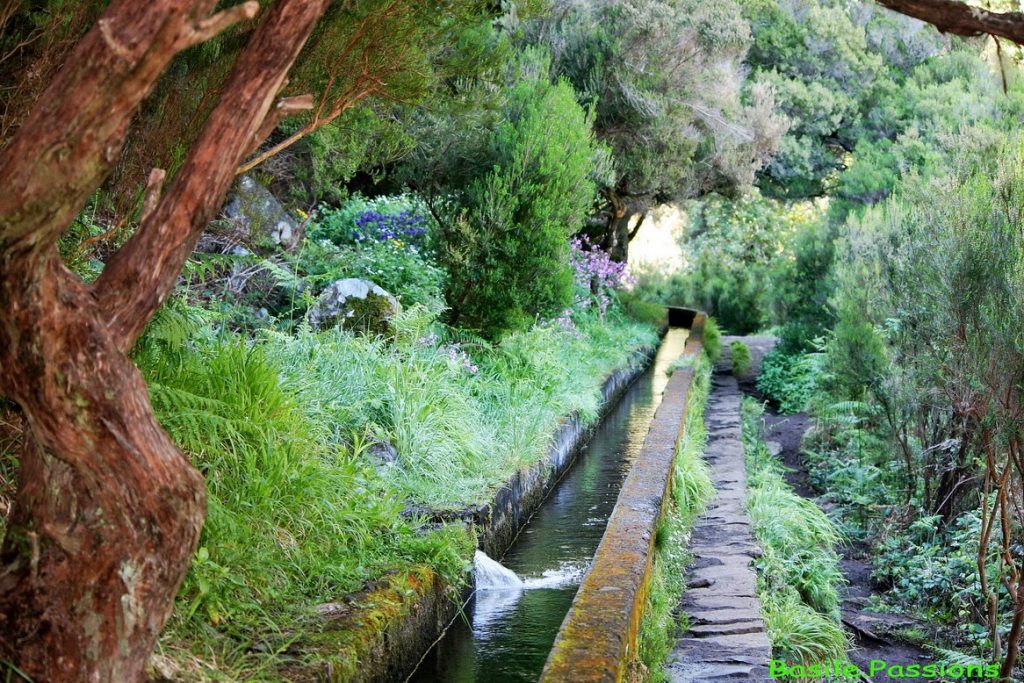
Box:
[344, 292, 398, 336]
[286, 565, 464, 682]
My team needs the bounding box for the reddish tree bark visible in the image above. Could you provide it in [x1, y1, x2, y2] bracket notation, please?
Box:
[877, 0, 1024, 46]
[0, 0, 328, 680]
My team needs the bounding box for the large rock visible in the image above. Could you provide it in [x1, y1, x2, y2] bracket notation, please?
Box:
[308, 278, 400, 334]
[223, 175, 303, 251]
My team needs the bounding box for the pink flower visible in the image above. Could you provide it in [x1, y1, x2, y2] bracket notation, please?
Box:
[569, 236, 632, 316]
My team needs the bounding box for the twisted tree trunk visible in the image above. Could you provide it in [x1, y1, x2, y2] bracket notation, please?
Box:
[0, 1, 329, 679]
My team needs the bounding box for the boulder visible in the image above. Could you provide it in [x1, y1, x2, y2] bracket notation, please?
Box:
[308, 278, 400, 334]
[367, 441, 400, 468]
[223, 175, 304, 251]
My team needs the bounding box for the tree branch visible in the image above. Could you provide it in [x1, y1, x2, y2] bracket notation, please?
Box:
[0, 1, 212, 254]
[245, 93, 316, 157]
[95, 0, 330, 350]
[876, 0, 1024, 45]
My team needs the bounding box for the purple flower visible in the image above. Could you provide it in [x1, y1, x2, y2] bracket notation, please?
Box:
[352, 209, 429, 248]
[569, 236, 633, 316]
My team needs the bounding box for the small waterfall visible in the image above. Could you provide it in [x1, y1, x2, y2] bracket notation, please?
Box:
[474, 550, 523, 590]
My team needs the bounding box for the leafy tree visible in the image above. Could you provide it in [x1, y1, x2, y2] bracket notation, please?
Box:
[440, 53, 603, 337]
[0, 1, 485, 678]
[0, 0, 500, 219]
[832, 138, 1024, 677]
[529, 0, 788, 259]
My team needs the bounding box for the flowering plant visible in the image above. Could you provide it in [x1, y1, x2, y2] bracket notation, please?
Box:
[569, 235, 634, 316]
[416, 332, 479, 374]
[353, 210, 429, 249]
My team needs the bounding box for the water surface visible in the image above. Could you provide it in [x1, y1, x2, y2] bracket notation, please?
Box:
[409, 329, 690, 683]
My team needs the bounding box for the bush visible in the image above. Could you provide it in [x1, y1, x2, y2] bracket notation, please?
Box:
[438, 53, 603, 338]
[300, 238, 446, 311]
[310, 194, 433, 250]
[731, 341, 752, 376]
[756, 348, 822, 413]
[618, 290, 667, 327]
[767, 218, 836, 354]
[299, 194, 447, 311]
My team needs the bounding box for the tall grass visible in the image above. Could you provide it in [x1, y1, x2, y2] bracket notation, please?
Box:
[730, 340, 752, 376]
[637, 351, 714, 680]
[741, 398, 849, 673]
[703, 317, 722, 362]
[131, 299, 658, 677]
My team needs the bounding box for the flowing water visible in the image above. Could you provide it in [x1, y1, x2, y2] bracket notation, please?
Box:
[408, 328, 690, 683]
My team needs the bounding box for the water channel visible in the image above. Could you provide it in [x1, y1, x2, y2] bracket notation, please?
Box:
[408, 328, 690, 683]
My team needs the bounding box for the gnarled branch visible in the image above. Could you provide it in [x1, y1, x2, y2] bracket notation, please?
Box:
[0, 1, 257, 254]
[94, 0, 329, 351]
[876, 0, 1024, 45]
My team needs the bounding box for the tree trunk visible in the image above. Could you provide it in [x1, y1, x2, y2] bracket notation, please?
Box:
[601, 190, 647, 263]
[0, 258, 206, 681]
[0, 0, 329, 679]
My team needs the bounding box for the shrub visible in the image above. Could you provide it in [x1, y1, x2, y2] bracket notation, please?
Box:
[756, 348, 822, 414]
[822, 307, 887, 402]
[300, 238, 446, 311]
[438, 53, 602, 338]
[731, 341, 752, 376]
[570, 235, 634, 316]
[299, 194, 447, 311]
[310, 194, 435, 250]
[618, 290, 667, 327]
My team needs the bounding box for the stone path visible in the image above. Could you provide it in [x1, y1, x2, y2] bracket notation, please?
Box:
[667, 367, 772, 682]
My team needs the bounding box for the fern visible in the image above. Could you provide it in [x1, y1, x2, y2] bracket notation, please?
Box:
[926, 645, 992, 669]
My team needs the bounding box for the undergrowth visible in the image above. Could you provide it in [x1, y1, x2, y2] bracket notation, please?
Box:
[131, 297, 657, 679]
[742, 398, 849, 676]
[636, 350, 714, 681]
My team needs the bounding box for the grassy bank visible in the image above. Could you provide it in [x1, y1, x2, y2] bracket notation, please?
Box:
[636, 351, 714, 681]
[741, 398, 849, 676]
[133, 301, 656, 679]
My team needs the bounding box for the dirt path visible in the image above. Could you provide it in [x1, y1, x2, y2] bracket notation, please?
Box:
[727, 336, 934, 682]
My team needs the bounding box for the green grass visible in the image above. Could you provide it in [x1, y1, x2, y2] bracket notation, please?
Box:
[741, 398, 850, 674]
[730, 340, 752, 376]
[129, 299, 658, 678]
[638, 351, 714, 681]
[703, 317, 722, 362]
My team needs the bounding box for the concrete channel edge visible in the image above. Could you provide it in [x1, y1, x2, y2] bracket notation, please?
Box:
[297, 328, 667, 683]
[540, 311, 707, 683]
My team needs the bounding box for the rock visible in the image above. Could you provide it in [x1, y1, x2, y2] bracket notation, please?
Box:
[367, 441, 399, 467]
[307, 278, 401, 334]
[223, 175, 304, 251]
[765, 440, 783, 457]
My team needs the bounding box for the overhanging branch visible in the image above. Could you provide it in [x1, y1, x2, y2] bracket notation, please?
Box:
[876, 0, 1024, 45]
[95, 0, 330, 350]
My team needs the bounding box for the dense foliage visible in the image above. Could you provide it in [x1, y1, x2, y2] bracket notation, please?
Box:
[6, 0, 1024, 678]
[439, 57, 603, 337]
